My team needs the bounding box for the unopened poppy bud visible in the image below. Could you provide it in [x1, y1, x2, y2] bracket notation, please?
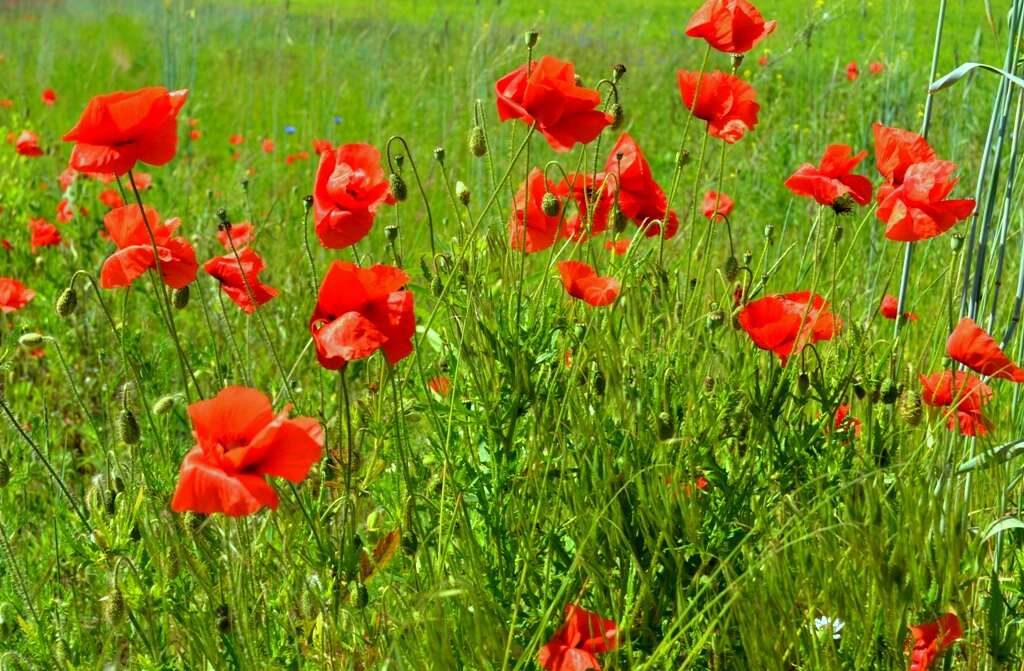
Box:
[742, 250, 753, 266]
[455, 180, 471, 206]
[351, 583, 369, 608]
[657, 411, 674, 440]
[899, 391, 923, 426]
[118, 409, 140, 445]
[419, 256, 433, 281]
[609, 103, 624, 130]
[524, 30, 539, 48]
[433, 146, 445, 163]
[303, 194, 314, 212]
[216, 208, 230, 229]
[153, 394, 178, 415]
[611, 206, 627, 233]
[612, 63, 627, 82]
[797, 372, 810, 397]
[56, 286, 77, 318]
[676, 150, 691, 168]
[389, 173, 408, 202]
[431, 277, 444, 296]
[384, 225, 399, 243]
[833, 225, 844, 243]
[541, 191, 560, 217]
[950, 233, 963, 252]
[468, 126, 487, 157]
[705, 306, 725, 330]
[18, 332, 44, 348]
[852, 376, 866, 400]
[0, 458, 9, 488]
[172, 285, 190, 310]
[722, 255, 740, 282]
[731, 53, 744, 71]
[879, 377, 900, 404]
[103, 589, 125, 625]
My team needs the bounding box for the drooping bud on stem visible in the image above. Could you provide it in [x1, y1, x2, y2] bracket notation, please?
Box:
[541, 192, 560, 217]
[56, 286, 77, 318]
[389, 173, 408, 202]
[18, 333, 45, 348]
[172, 285, 190, 310]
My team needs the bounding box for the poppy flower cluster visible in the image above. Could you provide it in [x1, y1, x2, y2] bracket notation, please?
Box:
[98, 205, 198, 289]
[947, 317, 1024, 382]
[312, 143, 394, 249]
[539, 604, 618, 671]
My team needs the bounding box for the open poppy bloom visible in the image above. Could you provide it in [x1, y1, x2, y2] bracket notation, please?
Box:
[15, 130, 43, 157]
[204, 248, 278, 314]
[62, 86, 188, 176]
[509, 167, 564, 253]
[784, 144, 873, 208]
[29, 218, 61, 252]
[309, 261, 414, 370]
[170, 386, 324, 517]
[685, 0, 776, 54]
[908, 613, 961, 671]
[879, 294, 918, 321]
[947, 317, 1024, 382]
[869, 61, 885, 75]
[702, 190, 734, 221]
[919, 371, 992, 436]
[538, 604, 618, 671]
[0, 277, 35, 312]
[737, 291, 840, 364]
[99, 204, 198, 289]
[41, 88, 56, 105]
[99, 189, 125, 209]
[876, 160, 975, 241]
[557, 261, 620, 307]
[605, 133, 678, 238]
[229, 134, 244, 146]
[556, 172, 612, 241]
[873, 123, 935, 186]
[496, 55, 613, 152]
[313, 143, 393, 249]
[677, 70, 759, 143]
[846, 61, 859, 81]
[217, 221, 255, 250]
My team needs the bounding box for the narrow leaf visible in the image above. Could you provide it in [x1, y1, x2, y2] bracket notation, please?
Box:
[930, 62, 1024, 94]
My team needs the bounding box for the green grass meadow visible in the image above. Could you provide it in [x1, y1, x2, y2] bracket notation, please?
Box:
[1, 0, 1024, 669]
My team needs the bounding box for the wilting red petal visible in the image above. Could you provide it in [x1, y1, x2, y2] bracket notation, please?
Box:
[873, 123, 935, 186]
[738, 292, 839, 364]
[677, 70, 759, 143]
[702, 190, 734, 220]
[947, 317, 1024, 382]
[538, 604, 618, 671]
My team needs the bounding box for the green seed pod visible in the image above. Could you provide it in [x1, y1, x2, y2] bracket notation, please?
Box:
[879, 378, 900, 405]
[742, 250, 753, 266]
[611, 206, 627, 233]
[455, 180, 471, 206]
[722, 255, 740, 282]
[172, 285, 190, 310]
[430, 277, 444, 296]
[609, 103, 624, 130]
[657, 411, 675, 441]
[18, 333, 44, 348]
[705, 305, 725, 330]
[524, 30, 539, 48]
[303, 194, 314, 213]
[0, 458, 10, 488]
[468, 126, 487, 157]
[541, 192, 560, 217]
[56, 286, 78, 318]
[118, 410, 141, 445]
[103, 589, 125, 625]
[153, 394, 177, 416]
[899, 391, 923, 426]
[389, 173, 408, 202]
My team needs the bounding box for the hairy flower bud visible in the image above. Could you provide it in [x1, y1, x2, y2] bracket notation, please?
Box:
[657, 411, 675, 441]
[612, 63, 627, 82]
[18, 332, 44, 348]
[899, 391, 923, 426]
[303, 194, 314, 213]
[56, 286, 77, 318]
[153, 394, 178, 416]
[609, 103, 624, 130]
[469, 126, 487, 157]
[103, 589, 125, 625]
[389, 173, 408, 202]
[879, 378, 900, 405]
[172, 285, 190, 310]
[722, 255, 740, 282]
[384, 225, 399, 244]
[433, 146, 445, 163]
[351, 583, 369, 608]
[541, 192, 560, 217]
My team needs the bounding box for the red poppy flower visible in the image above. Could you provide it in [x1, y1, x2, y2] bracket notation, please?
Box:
[217, 221, 255, 250]
[495, 55, 613, 152]
[0, 277, 35, 312]
[229, 134, 244, 146]
[204, 248, 278, 314]
[876, 160, 975, 242]
[312, 138, 333, 155]
[908, 613, 961, 671]
[56, 198, 75, 222]
[538, 604, 618, 671]
[309, 261, 415, 370]
[509, 167, 564, 253]
[131, 171, 153, 190]
[879, 294, 918, 321]
[604, 239, 630, 255]
[947, 317, 1024, 382]
[757, 54, 769, 67]
[605, 133, 679, 238]
[737, 291, 840, 364]
[29, 218, 61, 252]
[170, 386, 324, 517]
[0, 99, 12, 108]
[557, 261, 620, 307]
[15, 130, 43, 157]
[702, 190, 734, 221]
[555, 172, 612, 241]
[62, 87, 188, 176]
[261, 138, 274, 153]
[873, 123, 936, 186]
[919, 371, 992, 436]
[846, 61, 859, 81]
[189, 129, 201, 141]
[313, 143, 393, 250]
[784, 144, 873, 207]
[1, 240, 11, 252]
[677, 70, 759, 143]
[833, 404, 861, 438]
[99, 189, 125, 209]
[99, 205, 198, 289]
[428, 375, 451, 396]
[41, 88, 56, 105]
[684, 0, 776, 54]
[869, 61, 885, 75]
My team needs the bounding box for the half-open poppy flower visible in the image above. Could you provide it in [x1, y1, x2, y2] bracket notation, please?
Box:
[217, 221, 255, 250]
[0, 277, 35, 312]
[204, 248, 278, 314]
[873, 123, 935, 186]
[99, 189, 125, 209]
[538, 604, 618, 671]
[876, 160, 975, 241]
[879, 294, 918, 321]
[702, 190, 734, 221]
[170, 386, 323, 517]
[313, 143, 393, 249]
[309, 261, 414, 370]
[677, 70, 759, 143]
[908, 613, 961, 671]
[99, 205, 198, 289]
[15, 130, 42, 157]
[496, 55, 613, 152]
[684, 0, 776, 54]
[509, 167, 564, 253]
[947, 317, 1024, 382]
[919, 371, 992, 436]
[62, 86, 188, 176]
[784, 144, 872, 208]
[41, 88, 56, 105]
[557, 261, 620, 307]
[605, 133, 678, 238]
[29, 218, 61, 253]
[737, 291, 840, 364]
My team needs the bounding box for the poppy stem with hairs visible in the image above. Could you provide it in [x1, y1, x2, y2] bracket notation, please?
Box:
[123, 170, 203, 402]
[665, 44, 711, 234]
[686, 136, 729, 319]
[338, 369, 356, 577]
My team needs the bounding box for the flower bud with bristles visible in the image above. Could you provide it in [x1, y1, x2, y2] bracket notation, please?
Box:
[468, 126, 487, 157]
[899, 391, 923, 426]
[657, 412, 675, 441]
[18, 333, 44, 348]
[880, 378, 900, 405]
[433, 146, 445, 163]
[153, 394, 178, 416]
[612, 63, 627, 82]
[384, 225, 399, 243]
[389, 173, 408, 202]
[609, 103, 625, 130]
[524, 30, 539, 48]
[303, 195, 314, 213]
[541, 192, 560, 217]
[172, 285, 190, 310]
[56, 286, 77, 318]
[351, 583, 369, 608]
[722, 255, 740, 282]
